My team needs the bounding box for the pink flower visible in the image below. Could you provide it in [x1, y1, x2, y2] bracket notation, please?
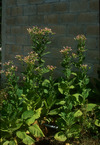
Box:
[74, 35, 86, 41]
[47, 65, 56, 71]
[60, 46, 72, 55]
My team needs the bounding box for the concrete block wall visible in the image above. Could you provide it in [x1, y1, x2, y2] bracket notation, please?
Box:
[2, 0, 99, 78]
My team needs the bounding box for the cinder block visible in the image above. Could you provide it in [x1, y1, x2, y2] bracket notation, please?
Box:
[29, 15, 44, 24]
[49, 25, 66, 35]
[52, 2, 68, 12]
[17, 0, 28, 5]
[28, 0, 43, 4]
[6, 8, 11, 16]
[44, 14, 59, 24]
[24, 5, 36, 15]
[6, 17, 16, 25]
[68, 25, 85, 35]
[58, 36, 76, 48]
[16, 16, 29, 25]
[16, 35, 30, 45]
[87, 25, 99, 35]
[7, 0, 16, 6]
[90, 0, 99, 11]
[77, 13, 98, 23]
[59, 14, 76, 24]
[70, 0, 88, 12]
[6, 35, 16, 44]
[37, 3, 52, 14]
[11, 7, 23, 16]
[86, 37, 97, 50]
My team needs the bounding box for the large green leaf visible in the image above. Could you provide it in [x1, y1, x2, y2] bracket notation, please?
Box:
[29, 124, 44, 138]
[58, 87, 63, 94]
[22, 135, 35, 145]
[21, 110, 34, 120]
[16, 89, 23, 97]
[74, 110, 83, 117]
[26, 116, 35, 126]
[3, 141, 9, 145]
[56, 100, 66, 105]
[42, 79, 50, 87]
[9, 141, 16, 145]
[48, 108, 58, 115]
[26, 108, 42, 125]
[16, 131, 27, 139]
[54, 131, 67, 141]
[73, 93, 80, 103]
[86, 103, 97, 112]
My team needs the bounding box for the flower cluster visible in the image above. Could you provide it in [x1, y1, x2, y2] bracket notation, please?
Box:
[47, 65, 56, 71]
[27, 26, 54, 35]
[72, 53, 77, 58]
[74, 35, 86, 41]
[16, 51, 38, 65]
[3, 61, 18, 77]
[23, 51, 38, 65]
[80, 64, 88, 70]
[60, 46, 72, 55]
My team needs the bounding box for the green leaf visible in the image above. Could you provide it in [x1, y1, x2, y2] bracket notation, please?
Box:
[16, 131, 27, 139]
[54, 131, 67, 141]
[95, 119, 100, 127]
[26, 108, 42, 125]
[42, 79, 50, 87]
[21, 110, 34, 120]
[3, 141, 9, 145]
[69, 85, 75, 89]
[48, 108, 58, 115]
[74, 110, 83, 117]
[9, 141, 16, 145]
[34, 108, 42, 119]
[29, 124, 44, 138]
[16, 89, 23, 97]
[26, 116, 35, 126]
[58, 87, 63, 94]
[44, 89, 48, 94]
[73, 93, 80, 102]
[22, 135, 35, 145]
[86, 103, 97, 112]
[71, 72, 77, 76]
[82, 89, 91, 98]
[56, 100, 66, 105]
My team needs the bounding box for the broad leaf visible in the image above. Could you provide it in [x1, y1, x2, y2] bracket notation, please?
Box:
[54, 131, 67, 141]
[16, 89, 23, 97]
[3, 141, 9, 145]
[73, 93, 80, 103]
[29, 124, 44, 137]
[69, 85, 75, 89]
[21, 110, 34, 120]
[42, 79, 50, 87]
[26, 108, 42, 125]
[48, 108, 58, 115]
[9, 141, 16, 145]
[56, 100, 66, 105]
[22, 135, 35, 145]
[58, 87, 63, 94]
[26, 116, 35, 126]
[86, 103, 97, 112]
[16, 131, 27, 139]
[74, 110, 83, 117]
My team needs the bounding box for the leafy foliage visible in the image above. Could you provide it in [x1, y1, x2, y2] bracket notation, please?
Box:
[0, 27, 100, 144]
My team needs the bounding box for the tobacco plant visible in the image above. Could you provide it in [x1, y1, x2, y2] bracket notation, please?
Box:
[0, 27, 100, 145]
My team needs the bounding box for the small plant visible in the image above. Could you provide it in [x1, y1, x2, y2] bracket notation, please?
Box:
[0, 27, 100, 145]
